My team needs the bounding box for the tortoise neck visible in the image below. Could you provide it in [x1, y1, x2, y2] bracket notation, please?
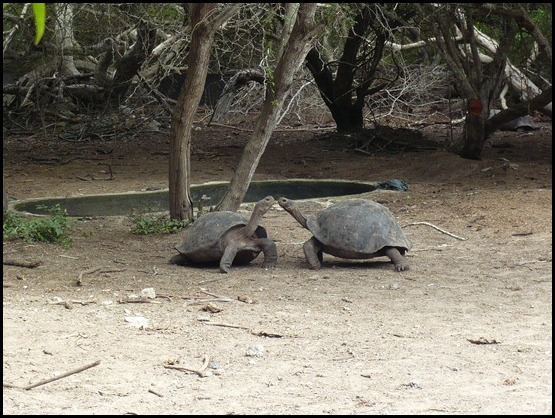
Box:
[243, 206, 265, 236]
[287, 207, 308, 229]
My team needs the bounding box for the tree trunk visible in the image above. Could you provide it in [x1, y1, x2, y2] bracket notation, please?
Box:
[471, 4, 552, 117]
[473, 26, 552, 118]
[110, 20, 157, 104]
[459, 113, 486, 160]
[305, 5, 391, 134]
[53, 4, 80, 77]
[306, 47, 364, 133]
[431, 5, 519, 160]
[168, 4, 216, 220]
[217, 3, 321, 211]
[3, 173, 7, 223]
[331, 103, 365, 133]
[167, 4, 240, 220]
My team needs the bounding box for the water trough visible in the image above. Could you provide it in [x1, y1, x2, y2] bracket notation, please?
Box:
[9, 179, 407, 218]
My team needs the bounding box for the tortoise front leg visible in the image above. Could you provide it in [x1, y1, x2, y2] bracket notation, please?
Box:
[303, 237, 323, 270]
[255, 238, 278, 269]
[220, 243, 239, 273]
[384, 247, 409, 271]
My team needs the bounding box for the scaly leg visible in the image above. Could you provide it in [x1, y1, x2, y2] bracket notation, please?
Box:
[220, 243, 239, 273]
[384, 247, 409, 271]
[303, 237, 323, 270]
[256, 238, 278, 269]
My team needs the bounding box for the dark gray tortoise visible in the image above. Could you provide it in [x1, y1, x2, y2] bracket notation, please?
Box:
[170, 196, 277, 273]
[278, 197, 412, 271]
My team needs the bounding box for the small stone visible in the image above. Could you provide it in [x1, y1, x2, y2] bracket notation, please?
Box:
[245, 344, 265, 357]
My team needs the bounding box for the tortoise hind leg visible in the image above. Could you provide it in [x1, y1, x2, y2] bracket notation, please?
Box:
[303, 237, 323, 270]
[255, 238, 278, 269]
[384, 247, 409, 271]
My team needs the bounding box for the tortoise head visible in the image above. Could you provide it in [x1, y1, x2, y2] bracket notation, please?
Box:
[278, 196, 294, 211]
[252, 196, 275, 216]
[278, 197, 308, 229]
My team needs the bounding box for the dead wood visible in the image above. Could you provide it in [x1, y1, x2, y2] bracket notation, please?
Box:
[3, 259, 43, 268]
[3, 360, 101, 390]
[402, 221, 468, 241]
[77, 267, 126, 286]
[164, 355, 210, 378]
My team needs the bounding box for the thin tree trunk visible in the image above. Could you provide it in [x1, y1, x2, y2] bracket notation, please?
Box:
[3, 173, 7, 223]
[305, 6, 384, 134]
[168, 3, 241, 220]
[110, 20, 157, 104]
[473, 26, 552, 117]
[217, 3, 321, 211]
[53, 3, 80, 77]
[169, 4, 216, 220]
[460, 112, 486, 160]
[432, 5, 520, 160]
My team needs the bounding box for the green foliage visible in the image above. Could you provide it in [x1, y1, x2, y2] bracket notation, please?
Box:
[147, 3, 184, 22]
[128, 212, 190, 235]
[315, 4, 362, 54]
[31, 3, 45, 45]
[3, 3, 45, 45]
[3, 204, 72, 247]
[525, 6, 551, 64]
[470, 4, 551, 70]
[260, 12, 280, 65]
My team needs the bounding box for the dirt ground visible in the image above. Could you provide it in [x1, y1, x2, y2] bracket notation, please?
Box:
[2, 114, 552, 414]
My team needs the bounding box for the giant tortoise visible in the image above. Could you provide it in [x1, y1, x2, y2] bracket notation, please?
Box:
[170, 196, 277, 273]
[278, 197, 412, 271]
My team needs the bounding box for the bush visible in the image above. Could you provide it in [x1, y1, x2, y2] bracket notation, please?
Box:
[3, 204, 72, 247]
[128, 212, 190, 235]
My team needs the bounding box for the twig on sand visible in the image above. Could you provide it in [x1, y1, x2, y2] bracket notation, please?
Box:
[198, 277, 227, 285]
[3, 259, 43, 268]
[117, 297, 162, 304]
[402, 221, 467, 241]
[199, 320, 250, 330]
[199, 289, 227, 298]
[148, 388, 164, 397]
[186, 298, 236, 305]
[77, 267, 100, 285]
[198, 319, 283, 338]
[77, 267, 126, 286]
[49, 300, 97, 306]
[164, 355, 210, 377]
[3, 360, 101, 390]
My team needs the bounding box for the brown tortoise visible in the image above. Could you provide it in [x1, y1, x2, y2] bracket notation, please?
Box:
[278, 197, 412, 271]
[170, 196, 277, 273]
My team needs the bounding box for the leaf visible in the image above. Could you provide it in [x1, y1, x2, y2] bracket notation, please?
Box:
[32, 3, 46, 45]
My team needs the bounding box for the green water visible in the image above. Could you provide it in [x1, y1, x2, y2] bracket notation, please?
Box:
[11, 180, 380, 217]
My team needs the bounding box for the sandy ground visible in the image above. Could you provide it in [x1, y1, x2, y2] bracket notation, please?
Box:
[2, 118, 552, 415]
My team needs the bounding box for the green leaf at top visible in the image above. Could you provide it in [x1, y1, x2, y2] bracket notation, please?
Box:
[32, 3, 46, 45]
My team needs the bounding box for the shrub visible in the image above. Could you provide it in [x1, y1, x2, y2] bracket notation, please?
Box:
[3, 204, 72, 247]
[128, 212, 190, 235]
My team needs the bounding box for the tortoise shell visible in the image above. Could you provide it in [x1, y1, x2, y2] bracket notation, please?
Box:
[175, 211, 267, 264]
[306, 199, 412, 257]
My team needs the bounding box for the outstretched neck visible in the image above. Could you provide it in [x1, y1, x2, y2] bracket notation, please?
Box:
[243, 207, 265, 236]
[288, 207, 308, 230]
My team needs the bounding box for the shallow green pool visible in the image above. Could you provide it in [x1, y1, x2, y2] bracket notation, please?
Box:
[10, 179, 405, 217]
